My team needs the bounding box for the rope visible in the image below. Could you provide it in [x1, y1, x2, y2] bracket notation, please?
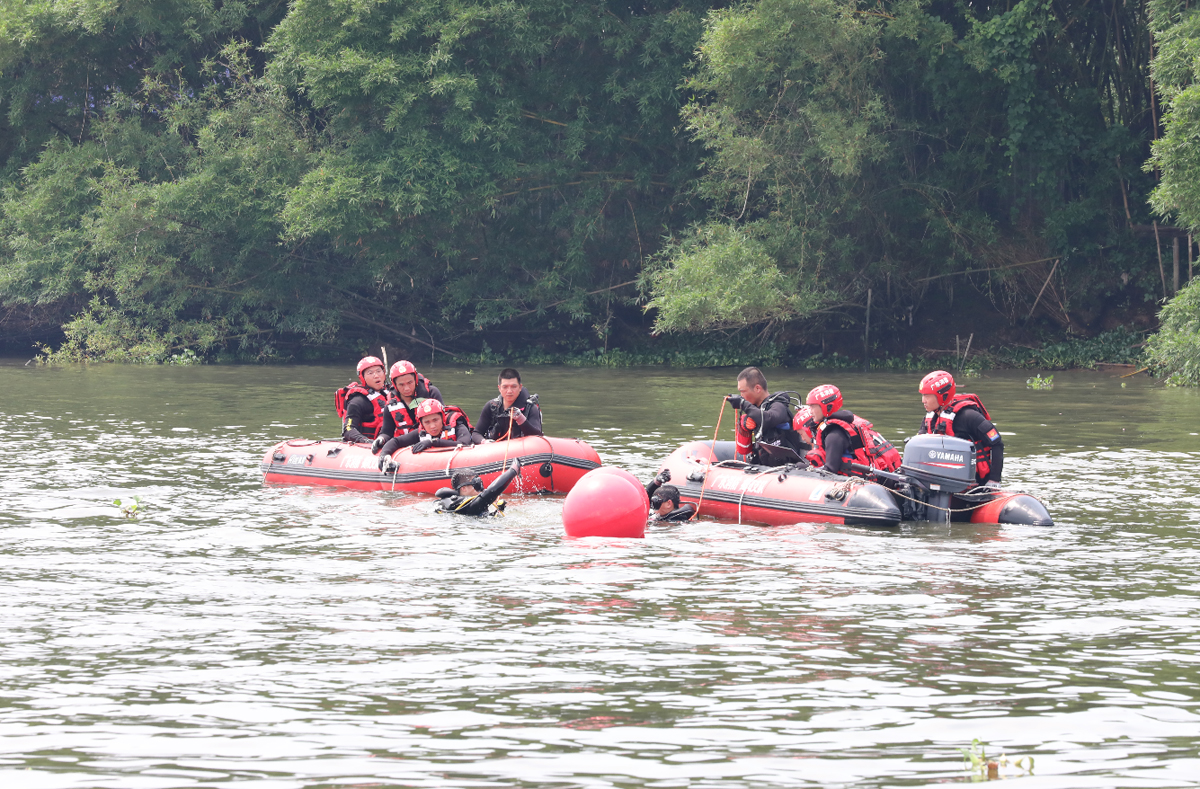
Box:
[696, 398, 728, 517]
[500, 406, 516, 469]
[737, 468, 777, 525]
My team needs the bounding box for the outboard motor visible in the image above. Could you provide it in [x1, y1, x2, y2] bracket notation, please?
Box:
[900, 435, 977, 521]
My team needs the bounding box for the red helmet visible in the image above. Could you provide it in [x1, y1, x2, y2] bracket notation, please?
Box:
[805, 385, 843, 419]
[919, 370, 956, 409]
[356, 356, 385, 384]
[792, 405, 817, 434]
[389, 360, 417, 385]
[415, 399, 444, 420]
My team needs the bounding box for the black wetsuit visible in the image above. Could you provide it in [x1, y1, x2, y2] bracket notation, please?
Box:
[435, 461, 522, 516]
[740, 393, 804, 466]
[918, 407, 1004, 483]
[473, 387, 543, 441]
[342, 390, 396, 444]
[645, 478, 696, 522]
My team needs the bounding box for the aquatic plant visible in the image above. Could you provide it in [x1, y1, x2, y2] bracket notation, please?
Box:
[114, 497, 143, 519]
[960, 738, 1034, 780]
[1026, 374, 1054, 389]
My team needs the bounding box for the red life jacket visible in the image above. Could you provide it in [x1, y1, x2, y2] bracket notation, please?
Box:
[334, 382, 387, 439]
[439, 404, 472, 434]
[922, 393, 993, 481]
[387, 398, 421, 435]
[816, 412, 902, 476]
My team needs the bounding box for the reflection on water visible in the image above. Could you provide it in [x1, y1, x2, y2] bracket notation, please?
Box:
[1, 362, 1198, 787]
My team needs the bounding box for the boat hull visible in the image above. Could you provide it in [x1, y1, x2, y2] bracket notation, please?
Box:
[656, 441, 1053, 528]
[657, 441, 903, 528]
[262, 435, 601, 494]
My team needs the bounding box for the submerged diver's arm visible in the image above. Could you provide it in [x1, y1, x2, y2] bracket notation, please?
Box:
[477, 458, 523, 507]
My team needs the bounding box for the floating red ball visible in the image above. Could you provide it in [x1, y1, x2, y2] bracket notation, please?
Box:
[562, 467, 646, 539]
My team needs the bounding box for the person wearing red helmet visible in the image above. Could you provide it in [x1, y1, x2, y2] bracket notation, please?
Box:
[375, 397, 473, 468]
[792, 405, 826, 467]
[805, 385, 901, 476]
[385, 359, 445, 439]
[723, 366, 805, 466]
[918, 370, 1004, 487]
[334, 356, 394, 444]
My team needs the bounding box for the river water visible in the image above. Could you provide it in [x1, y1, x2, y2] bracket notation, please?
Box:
[1, 361, 1198, 788]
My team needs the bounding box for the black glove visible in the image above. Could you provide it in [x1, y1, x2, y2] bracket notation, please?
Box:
[378, 454, 398, 473]
[412, 432, 433, 454]
[653, 469, 671, 486]
[511, 408, 527, 426]
[726, 395, 744, 409]
[371, 435, 387, 454]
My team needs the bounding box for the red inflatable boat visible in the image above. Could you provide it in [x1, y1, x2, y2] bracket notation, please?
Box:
[656, 439, 1053, 528]
[658, 441, 903, 527]
[262, 435, 601, 494]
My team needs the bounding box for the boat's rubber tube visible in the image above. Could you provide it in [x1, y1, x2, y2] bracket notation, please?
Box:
[656, 441, 901, 528]
[262, 435, 601, 494]
[969, 492, 1054, 526]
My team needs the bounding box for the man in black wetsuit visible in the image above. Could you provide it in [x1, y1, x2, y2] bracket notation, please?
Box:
[725, 366, 804, 466]
[472, 368, 543, 442]
[434, 458, 522, 516]
[918, 370, 1004, 487]
[645, 469, 696, 522]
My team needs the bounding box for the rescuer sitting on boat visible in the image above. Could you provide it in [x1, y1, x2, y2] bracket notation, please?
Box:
[918, 370, 1004, 488]
[376, 399, 472, 469]
[384, 360, 444, 440]
[434, 458, 523, 516]
[792, 405, 825, 467]
[724, 366, 805, 466]
[804, 385, 902, 477]
[644, 469, 696, 522]
[473, 368, 543, 442]
[336, 356, 395, 444]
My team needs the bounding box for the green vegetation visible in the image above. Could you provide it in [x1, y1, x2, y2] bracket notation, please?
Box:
[1144, 0, 1200, 385]
[0, 0, 1188, 369]
[1026, 373, 1054, 389]
[1144, 279, 1200, 385]
[960, 738, 1034, 780]
[114, 496, 144, 519]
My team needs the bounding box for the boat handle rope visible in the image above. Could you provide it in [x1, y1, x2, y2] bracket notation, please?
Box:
[737, 468, 778, 525]
[884, 486, 1049, 518]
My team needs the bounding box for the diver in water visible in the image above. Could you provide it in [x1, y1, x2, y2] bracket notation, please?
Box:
[645, 469, 696, 522]
[435, 458, 522, 516]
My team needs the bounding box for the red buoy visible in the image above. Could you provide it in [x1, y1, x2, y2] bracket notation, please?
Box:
[589, 465, 650, 512]
[562, 467, 646, 538]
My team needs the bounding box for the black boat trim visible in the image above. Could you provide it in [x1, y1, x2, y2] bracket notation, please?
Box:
[262, 451, 599, 486]
[676, 480, 900, 526]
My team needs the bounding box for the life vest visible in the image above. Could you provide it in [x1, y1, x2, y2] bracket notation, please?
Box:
[734, 413, 755, 458]
[334, 382, 387, 439]
[816, 412, 902, 476]
[922, 393, 993, 481]
[422, 404, 472, 438]
[387, 398, 419, 435]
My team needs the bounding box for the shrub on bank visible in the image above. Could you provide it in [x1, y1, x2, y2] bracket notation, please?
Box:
[1144, 280, 1200, 386]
